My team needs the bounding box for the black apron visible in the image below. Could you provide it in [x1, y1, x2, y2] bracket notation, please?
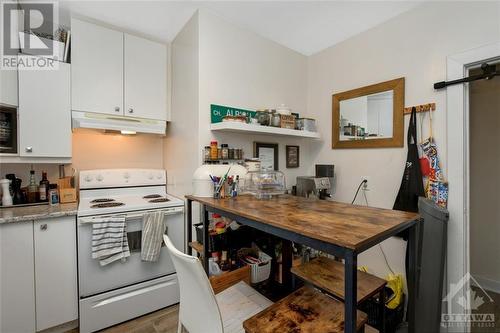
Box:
[393, 107, 425, 238]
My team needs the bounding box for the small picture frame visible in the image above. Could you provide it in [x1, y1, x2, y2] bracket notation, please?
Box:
[254, 142, 279, 171]
[286, 145, 299, 168]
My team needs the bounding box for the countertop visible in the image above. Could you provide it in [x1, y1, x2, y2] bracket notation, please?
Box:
[0, 202, 78, 224]
[186, 194, 419, 251]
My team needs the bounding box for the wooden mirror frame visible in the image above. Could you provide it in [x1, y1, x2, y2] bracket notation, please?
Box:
[332, 77, 405, 149]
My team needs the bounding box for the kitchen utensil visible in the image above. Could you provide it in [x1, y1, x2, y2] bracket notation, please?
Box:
[0, 179, 13, 206]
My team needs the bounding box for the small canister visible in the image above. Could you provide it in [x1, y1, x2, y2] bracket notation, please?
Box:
[228, 148, 235, 160]
[221, 144, 229, 160]
[48, 184, 59, 206]
[204, 146, 211, 162]
[270, 111, 281, 127]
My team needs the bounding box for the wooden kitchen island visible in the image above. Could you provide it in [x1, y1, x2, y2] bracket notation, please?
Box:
[185, 194, 420, 333]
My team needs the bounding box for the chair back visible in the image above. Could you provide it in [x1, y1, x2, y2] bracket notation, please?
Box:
[163, 235, 224, 333]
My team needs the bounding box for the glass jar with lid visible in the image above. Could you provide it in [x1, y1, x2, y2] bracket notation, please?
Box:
[243, 170, 286, 199]
[256, 110, 270, 126]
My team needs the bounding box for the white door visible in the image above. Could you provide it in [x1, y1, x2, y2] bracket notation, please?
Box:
[34, 216, 78, 331]
[0, 67, 18, 107]
[71, 18, 124, 115]
[0, 222, 36, 333]
[18, 57, 71, 157]
[124, 34, 167, 120]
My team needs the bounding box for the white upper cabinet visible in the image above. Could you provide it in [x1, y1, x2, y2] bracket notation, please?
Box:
[0, 67, 18, 107]
[71, 19, 168, 121]
[71, 18, 124, 115]
[124, 34, 167, 121]
[18, 56, 71, 157]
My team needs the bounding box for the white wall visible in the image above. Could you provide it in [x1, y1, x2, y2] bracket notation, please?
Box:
[307, 1, 500, 282]
[470, 68, 500, 293]
[165, 13, 200, 198]
[166, 10, 312, 198]
[197, 10, 311, 190]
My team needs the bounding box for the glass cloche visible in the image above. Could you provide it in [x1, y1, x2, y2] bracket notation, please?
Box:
[243, 169, 286, 199]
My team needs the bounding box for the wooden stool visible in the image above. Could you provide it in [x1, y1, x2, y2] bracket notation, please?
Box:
[243, 286, 368, 333]
[291, 257, 387, 331]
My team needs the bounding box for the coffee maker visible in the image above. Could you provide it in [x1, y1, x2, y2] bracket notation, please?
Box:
[295, 165, 334, 200]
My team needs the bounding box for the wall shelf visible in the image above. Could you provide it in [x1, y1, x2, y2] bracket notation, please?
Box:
[210, 122, 321, 139]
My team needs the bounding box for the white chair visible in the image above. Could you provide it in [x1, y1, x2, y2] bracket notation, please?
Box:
[163, 235, 272, 333]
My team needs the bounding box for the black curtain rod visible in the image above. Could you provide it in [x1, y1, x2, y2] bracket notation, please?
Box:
[434, 63, 498, 90]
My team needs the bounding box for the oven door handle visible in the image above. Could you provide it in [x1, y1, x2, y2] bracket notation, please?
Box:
[79, 206, 184, 224]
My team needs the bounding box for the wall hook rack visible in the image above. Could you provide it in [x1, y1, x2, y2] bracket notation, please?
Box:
[404, 103, 436, 115]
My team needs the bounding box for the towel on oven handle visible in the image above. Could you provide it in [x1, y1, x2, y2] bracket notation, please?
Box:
[91, 217, 131, 266]
[141, 211, 166, 262]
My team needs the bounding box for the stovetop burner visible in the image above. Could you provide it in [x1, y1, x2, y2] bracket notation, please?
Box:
[143, 194, 162, 199]
[91, 202, 125, 208]
[149, 198, 170, 203]
[90, 198, 116, 203]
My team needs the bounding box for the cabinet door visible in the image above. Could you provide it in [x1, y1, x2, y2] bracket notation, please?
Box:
[124, 34, 167, 121]
[0, 222, 36, 333]
[0, 67, 18, 107]
[18, 57, 71, 157]
[34, 216, 78, 331]
[71, 18, 123, 115]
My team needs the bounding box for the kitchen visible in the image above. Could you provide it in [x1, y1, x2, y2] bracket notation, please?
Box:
[0, 1, 498, 333]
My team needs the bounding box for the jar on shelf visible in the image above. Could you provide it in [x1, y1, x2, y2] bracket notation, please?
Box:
[256, 110, 270, 126]
[228, 148, 235, 160]
[204, 146, 211, 161]
[270, 111, 281, 127]
[210, 141, 218, 160]
[221, 144, 229, 160]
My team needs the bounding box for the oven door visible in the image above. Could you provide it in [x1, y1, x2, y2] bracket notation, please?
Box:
[78, 207, 184, 298]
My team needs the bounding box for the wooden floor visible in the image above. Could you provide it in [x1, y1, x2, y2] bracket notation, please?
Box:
[66, 304, 180, 333]
[471, 287, 500, 333]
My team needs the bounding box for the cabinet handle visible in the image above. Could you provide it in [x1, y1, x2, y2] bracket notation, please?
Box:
[25, 146, 33, 153]
[40, 224, 48, 231]
[114, 106, 120, 112]
[128, 108, 134, 114]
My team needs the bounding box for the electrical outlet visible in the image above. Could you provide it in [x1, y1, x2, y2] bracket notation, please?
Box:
[361, 176, 370, 190]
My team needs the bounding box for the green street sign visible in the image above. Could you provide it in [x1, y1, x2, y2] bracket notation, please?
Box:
[211, 104, 256, 123]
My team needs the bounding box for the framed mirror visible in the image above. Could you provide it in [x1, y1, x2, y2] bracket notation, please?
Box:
[332, 78, 404, 149]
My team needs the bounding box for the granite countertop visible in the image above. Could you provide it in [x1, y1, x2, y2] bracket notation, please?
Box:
[0, 202, 78, 224]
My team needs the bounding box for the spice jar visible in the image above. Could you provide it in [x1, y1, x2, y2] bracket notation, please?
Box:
[221, 144, 229, 160]
[210, 141, 218, 160]
[256, 110, 270, 126]
[204, 146, 211, 162]
[228, 148, 235, 160]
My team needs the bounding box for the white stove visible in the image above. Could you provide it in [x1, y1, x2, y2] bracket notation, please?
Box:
[77, 169, 184, 333]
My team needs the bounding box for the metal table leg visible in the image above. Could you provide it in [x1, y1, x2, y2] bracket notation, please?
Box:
[345, 250, 358, 333]
[282, 239, 293, 290]
[202, 205, 209, 274]
[186, 199, 192, 255]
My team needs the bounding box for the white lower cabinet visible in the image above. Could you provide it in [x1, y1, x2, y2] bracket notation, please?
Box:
[34, 216, 78, 331]
[0, 221, 36, 333]
[0, 216, 78, 332]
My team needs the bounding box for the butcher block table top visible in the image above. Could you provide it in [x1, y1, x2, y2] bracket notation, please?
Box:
[186, 194, 419, 252]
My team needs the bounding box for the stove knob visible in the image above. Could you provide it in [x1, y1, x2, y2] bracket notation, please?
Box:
[96, 174, 104, 182]
[124, 172, 130, 179]
[84, 175, 93, 182]
[156, 173, 162, 179]
[148, 173, 154, 180]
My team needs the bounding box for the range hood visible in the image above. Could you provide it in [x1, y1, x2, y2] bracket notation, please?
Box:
[72, 111, 166, 135]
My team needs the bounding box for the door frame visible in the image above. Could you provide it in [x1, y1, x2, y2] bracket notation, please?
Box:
[446, 42, 500, 329]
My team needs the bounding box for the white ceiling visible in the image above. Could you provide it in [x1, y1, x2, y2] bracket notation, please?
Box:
[58, 1, 421, 56]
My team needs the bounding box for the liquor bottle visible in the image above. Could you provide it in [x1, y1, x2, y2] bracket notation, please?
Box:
[27, 170, 38, 203]
[220, 251, 230, 271]
[39, 171, 50, 202]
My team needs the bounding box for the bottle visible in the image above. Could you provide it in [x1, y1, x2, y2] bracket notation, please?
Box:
[39, 171, 50, 202]
[48, 184, 59, 206]
[221, 144, 229, 160]
[28, 170, 38, 203]
[220, 251, 230, 271]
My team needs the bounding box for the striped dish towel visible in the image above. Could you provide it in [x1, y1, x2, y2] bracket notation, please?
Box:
[141, 211, 166, 262]
[91, 217, 130, 266]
